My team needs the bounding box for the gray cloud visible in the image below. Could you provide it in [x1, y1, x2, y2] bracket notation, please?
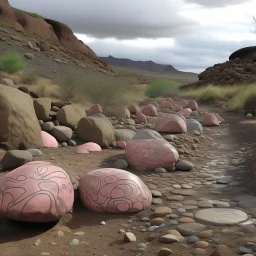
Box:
[82, 34, 255, 72]
[9, 0, 198, 39]
[185, 0, 250, 7]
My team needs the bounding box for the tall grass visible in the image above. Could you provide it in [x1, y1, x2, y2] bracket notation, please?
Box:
[145, 79, 181, 98]
[0, 53, 26, 74]
[228, 85, 256, 112]
[59, 74, 144, 109]
[180, 85, 241, 103]
[180, 84, 256, 112]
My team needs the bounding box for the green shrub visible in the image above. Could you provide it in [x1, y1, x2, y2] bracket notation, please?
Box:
[0, 53, 26, 74]
[20, 69, 39, 85]
[145, 79, 181, 98]
[59, 74, 142, 109]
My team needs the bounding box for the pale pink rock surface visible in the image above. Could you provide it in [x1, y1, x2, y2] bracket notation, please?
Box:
[141, 104, 158, 116]
[202, 113, 220, 126]
[76, 142, 102, 154]
[179, 100, 188, 108]
[136, 112, 148, 124]
[151, 102, 158, 108]
[0, 161, 74, 222]
[155, 114, 187, 133]
[161, 100, 174, 109]
[188, 100, 199, 111]
[41, 131, 58, 148]
[141, 98, 154, 105]
[116, 140, 126, 149]
[178, 108, 192, 118]
[79, 168, 152, 213]
[87, 104, 103, 115]
[174, 104, 183, 112]
[126, 138, 179, 171]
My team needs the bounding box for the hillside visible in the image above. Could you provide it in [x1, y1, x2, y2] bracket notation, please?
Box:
[100, 55, 196, 75]
[0, 0, 111, 72]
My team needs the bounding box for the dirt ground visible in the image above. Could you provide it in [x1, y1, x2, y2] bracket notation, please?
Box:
[1, 104, 256, 256]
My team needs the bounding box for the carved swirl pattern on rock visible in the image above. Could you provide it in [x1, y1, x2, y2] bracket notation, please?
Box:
[0, 161, 74, 222]
[79, 168, 152, 213]
[125, 139, 179, 171]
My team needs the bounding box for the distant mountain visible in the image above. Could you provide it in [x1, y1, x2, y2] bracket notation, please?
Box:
[100, 55, 193, 74]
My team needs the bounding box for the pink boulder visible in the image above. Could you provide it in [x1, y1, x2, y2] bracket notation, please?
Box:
[174, 104, 183, 112]
[76, 142, 102, 154]
[188, 100, 198, 111]
[0, 161, 74, 222]
[179, 100, 188, 108]
[126, 138, 179, 171]
[141, 98, 154, 105]
[79, 168, 152, 213]
[41, 131, 58, 148]
[202, 113, 220, 126]
[116, 140, 126, 149]
[87, 104, 103, 115]
[141, 104, 158, 116]
[151, 102, 158, 108]
[155, 114, 187, 133]
[178, 108, 192, 118]
[136, 112, 148, 124]
[161, 100, 174, 109]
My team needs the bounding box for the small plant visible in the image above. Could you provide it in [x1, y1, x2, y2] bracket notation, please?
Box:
[145, 79, 181, 98]
[29, 12, 44, 19]
[0, 53, 26, 74]
[20, 69, 39, 85]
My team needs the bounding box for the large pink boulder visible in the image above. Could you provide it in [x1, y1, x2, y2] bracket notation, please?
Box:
[79, 168, 152, 213]
[76, 142, 102, 154]
[155, 114, 187, 133]
[161, 100, 174, 109]
[41, 131, 58, 148]
[126, 138, 179, 171]
[188, 100, 198, 111]
[141, 104, 158, 116]
[87, 104, 103, 115]
[136, 112, 148, 124]
[202, 113, 220, 126]
[0, 161, 74, 222]
[178, 108, 192, 118]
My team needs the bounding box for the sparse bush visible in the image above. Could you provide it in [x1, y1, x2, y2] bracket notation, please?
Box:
[0, 53, 26, 74]
[145, 79, 181, 98]
[59, 74, 143, 109]
[20, 70, 39, 85]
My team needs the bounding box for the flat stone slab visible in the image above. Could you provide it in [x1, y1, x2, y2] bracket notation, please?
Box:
[195, 208, 248, 225]
[177, 223, 206, 236]
[172, 189, 196, 196]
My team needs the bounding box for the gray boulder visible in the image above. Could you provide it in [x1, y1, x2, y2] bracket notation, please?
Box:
[115, 129, 136, 142]
[51, 126, 73, 142]
[132, 129, 164, 141]
[76, 113, 115, 148]
[186, 119, 203, 133]
[27, 149, 43, 157]
[176, 160, 194, 171]
[1, 150, 33, 170]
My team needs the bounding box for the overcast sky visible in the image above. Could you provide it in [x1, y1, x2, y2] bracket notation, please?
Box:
[10, 0, 256, 73]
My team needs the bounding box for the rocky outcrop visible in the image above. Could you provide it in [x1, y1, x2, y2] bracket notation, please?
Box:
[15, 10, 58, 42]
[182, 46, 256, 89]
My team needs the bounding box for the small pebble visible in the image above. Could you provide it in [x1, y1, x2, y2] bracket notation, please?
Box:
[100, 221, 106, 225]
[70, 239, 80, 246]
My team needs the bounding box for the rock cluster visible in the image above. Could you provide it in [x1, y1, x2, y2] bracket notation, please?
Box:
[182, 46, 256, 89]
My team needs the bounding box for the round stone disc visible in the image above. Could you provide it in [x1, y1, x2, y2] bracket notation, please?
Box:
[195, 208, 248, 225]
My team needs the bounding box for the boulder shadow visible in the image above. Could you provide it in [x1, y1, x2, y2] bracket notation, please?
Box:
[0, 215, 57, 244]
